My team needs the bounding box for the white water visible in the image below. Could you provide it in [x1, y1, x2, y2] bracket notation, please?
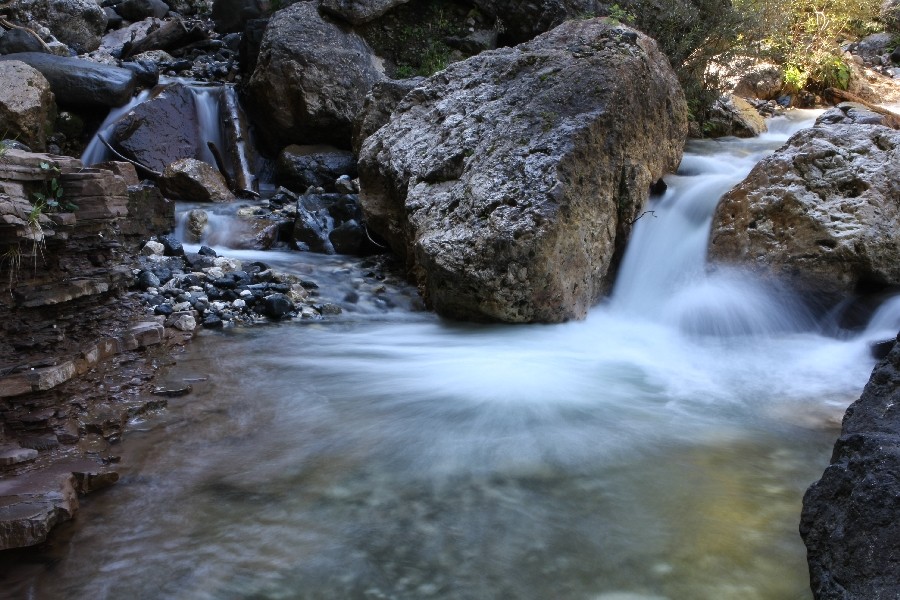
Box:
[5, 111, 898, 600]
[80, 81, 233, 169]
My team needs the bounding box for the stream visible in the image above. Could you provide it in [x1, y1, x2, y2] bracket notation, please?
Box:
[3, 111, 900, 600]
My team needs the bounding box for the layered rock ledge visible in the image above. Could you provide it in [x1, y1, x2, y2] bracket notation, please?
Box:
[359, 18, 687, 323]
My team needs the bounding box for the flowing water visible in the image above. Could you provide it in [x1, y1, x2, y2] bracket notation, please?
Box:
[4, 112, 899, 599]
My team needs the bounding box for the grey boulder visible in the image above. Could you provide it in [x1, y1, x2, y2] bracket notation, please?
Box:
[359, 18, 688, 323]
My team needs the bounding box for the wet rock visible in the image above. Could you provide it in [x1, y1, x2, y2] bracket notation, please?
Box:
[245, 2, 383, 151]
[110, 83, 204, 172]
[276, 145, 358, 192]
[120, 59, 160, 88]
[352, 77, 424, 153]
[115, 0, 170, 21]
[0, 445, 38, 466]
[329, 219, 366, 255]
[0, 52, 136, 108]
[8, 0, 107, 53]
[184, 209, 209, 242]
[708, 115, 900, 299]
[158, 233, 184, 256]
[136, 270, 161, 288]
[801, 332, 900, 599]
[358, 19, 687, 323]
[159, 158, 235, 203]
[0, 60, 55, 152]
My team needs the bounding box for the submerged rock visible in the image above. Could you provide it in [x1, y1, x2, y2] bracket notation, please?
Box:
[801, 333, 900, 599]
[358, 18, 687, 323]
[708, 112, 900, 299]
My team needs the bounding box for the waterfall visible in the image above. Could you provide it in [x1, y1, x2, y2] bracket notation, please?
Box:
[610, 110, 831, 336]
[81, 80, 254, 192]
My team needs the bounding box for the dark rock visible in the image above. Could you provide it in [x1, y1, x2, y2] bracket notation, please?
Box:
[872, 338, 897, 359]
[0, 29, 49, 55]
[801, 332, 900, 599]
[115, 0, 169, 20]
[0, 53, 136, 108]
[293, 203, 333, 254]
[275, 145, 358, 192]
[136, 270, 161, 289]
[202, 314, 223, 327]
[352, 77, 423, 153]
[110, 83, 205, 172]
[120, 59, 160, 87]
[104, 6, 124, 30]
[158, 234, 184, 256]
[198, 245, 217, 257]
[320, 0, 411, 24]
[329, 219, 365, 255]
[261, 293, 292, 319]
[238, 18, 267, 75]
[244, 2, 382, 151]
[212, 0, 263, 34]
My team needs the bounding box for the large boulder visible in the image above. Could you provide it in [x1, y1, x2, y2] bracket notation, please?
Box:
[110, 83, 205, 172]
[800, 334, 900, 599]
[211, 0, 265, 34]
[708, 105, 900, 299]
[0, 53, 136, 108]
[469, 0, 602, 43]
[244, 2, 383, 151]
[0, 60, 55, 151]
[704, 94, 768, 138]
[8, 0, 107, 53]
[320, 0, 411, 24]
[352, 76, 424, 153]
[358, 19, 688, 323]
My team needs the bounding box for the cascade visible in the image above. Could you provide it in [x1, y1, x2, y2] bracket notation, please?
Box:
[80, 80, 256, 194]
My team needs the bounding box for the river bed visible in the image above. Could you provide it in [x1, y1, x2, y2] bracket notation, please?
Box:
[2, 111, 897, 600]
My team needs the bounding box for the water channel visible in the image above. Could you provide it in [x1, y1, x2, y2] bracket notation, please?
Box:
[3, 111, 899, 599]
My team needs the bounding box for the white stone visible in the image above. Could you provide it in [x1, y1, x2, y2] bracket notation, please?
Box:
[141, 241, 165, 256]
[232, 299, 246, 309]
[172, 314, 196, 331]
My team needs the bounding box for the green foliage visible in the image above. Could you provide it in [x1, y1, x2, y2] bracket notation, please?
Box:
[782, 63, 808, 92]
[607, 4, 635, 25]
[734, 0, 880, 90]
[31, 161, 76, 212]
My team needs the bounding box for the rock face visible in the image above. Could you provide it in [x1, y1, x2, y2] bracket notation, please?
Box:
[352, 77, 424, 153]
[0, 60, 55, 151]
[159, 158, 235, 202]
[801, 334, 900, 599]
[358, 18, 687, 323]
[708, 106, 900, 299]
[0, 53, 137, 108]
[244, 2, 383, 151]
[8, 0, 108, 53]
[320, 0, 411, 24]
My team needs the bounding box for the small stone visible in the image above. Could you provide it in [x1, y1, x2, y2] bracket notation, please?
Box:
[232, 299, 246, 309]
[315, 303, 343, 316]
[141, 240, 165, 256]
[137, 270, 161, 289]
[262, 293, 294, 319]
[198, 245, 217, 257]
[202, 314, 224, 328]
[172, 314, 197, 331]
